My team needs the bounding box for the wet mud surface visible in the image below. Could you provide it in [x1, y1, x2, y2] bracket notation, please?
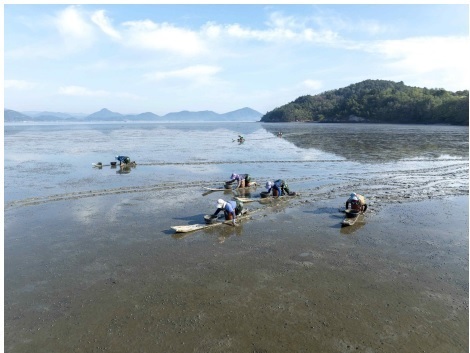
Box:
[4, 122, 468, 352]
[4, 190, 468, 353]
[263, 123, 468, 163]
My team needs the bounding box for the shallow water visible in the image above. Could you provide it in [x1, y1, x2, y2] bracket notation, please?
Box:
[3, 122, 469, 352]
[4, 122, 468, 205]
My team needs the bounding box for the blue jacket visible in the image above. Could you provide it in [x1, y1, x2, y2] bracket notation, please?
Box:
[267, 179, 284, 195]
[214, 200, 236, 219]
[116, 156, 129, 163]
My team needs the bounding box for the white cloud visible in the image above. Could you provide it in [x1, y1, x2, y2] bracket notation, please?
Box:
[358, 20, 389, 36]
[366, 36, 469, 90]
[15, 9, 343, 62]
[262, 11, 340, 44]
[5, 80, 37, 90]
[373, 36, 469, 73]
[201, 22, 222, 39]
[91, 10, 121, 40]
[117, 11, 343, 57]
[58, 85, 109, 97]
[58, 85, 144, 101]
[267, 11, 301, 30]
[144, 65, 222, 83]
[122, 20, 206, 56]
[219, 19, 338, 44]
[5, 6, 97, 59]
[310, 10, 390, 37]
[55, 6, 95, 49]
[226, 23, 300, 42]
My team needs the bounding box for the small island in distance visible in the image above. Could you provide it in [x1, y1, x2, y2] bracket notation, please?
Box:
[261, 79, 468, 126]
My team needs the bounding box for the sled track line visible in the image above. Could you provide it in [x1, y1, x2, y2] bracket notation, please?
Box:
[5, 163, 468, 210]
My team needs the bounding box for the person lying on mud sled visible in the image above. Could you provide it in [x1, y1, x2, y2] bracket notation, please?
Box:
[225, 173, 256, 189]
[265, 179, 292, 197]
[212, 198, 244, 226]
[345, 193, 368, 213]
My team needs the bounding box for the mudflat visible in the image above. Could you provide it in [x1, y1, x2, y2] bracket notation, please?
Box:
[4, 191, 468, 353]
[4, 122, 468, 352]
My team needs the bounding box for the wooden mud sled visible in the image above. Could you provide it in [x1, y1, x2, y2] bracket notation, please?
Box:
[203, 182, 258, 192]
[340, 209, 364, 227]
[171, 211, 251, 234]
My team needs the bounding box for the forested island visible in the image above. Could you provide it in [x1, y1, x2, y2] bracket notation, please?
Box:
[261, 79, 469, 125]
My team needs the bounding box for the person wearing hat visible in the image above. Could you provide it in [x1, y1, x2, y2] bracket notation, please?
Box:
[115, 155, 131, 165]
[225, 173, 254, 189]
[212, 198, 244, 225]
[265, 179, 291, 197]
[345, 193, 368, 212]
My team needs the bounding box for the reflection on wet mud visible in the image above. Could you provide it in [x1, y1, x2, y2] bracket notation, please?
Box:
[116, 165, 132, 174]
[217, 224, 244, 243]
[171, 216, 245, 242]
[201, 189, 233, 197]
[232, 188, 256, 198]
[263, 123, 468, 162]
[339, 214, 366, 235]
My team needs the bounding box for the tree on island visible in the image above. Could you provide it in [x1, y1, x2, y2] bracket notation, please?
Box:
[260, 79, 469, 125]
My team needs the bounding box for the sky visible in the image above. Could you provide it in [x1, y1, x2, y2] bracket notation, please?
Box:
[3, 3, 470, 116]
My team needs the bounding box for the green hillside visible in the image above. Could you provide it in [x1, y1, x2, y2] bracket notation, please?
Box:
[261, 80, 469, 125]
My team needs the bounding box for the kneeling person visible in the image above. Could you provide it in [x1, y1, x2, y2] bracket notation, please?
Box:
[345, 193, 367, 212]
[115, 155, 131, 165]
[265, 179, 291, 196]
[213, 198, 244, 225]
[226, 173, 254, 189]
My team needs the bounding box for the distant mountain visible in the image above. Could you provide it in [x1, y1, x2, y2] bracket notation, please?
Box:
[221, 107, 263, 121]
[261, 79, 469, 125]
[161, 108, 261, 121]
[85, 108, 123, 120]
[22, 111, 87, 119]
[4, 107, 262, 122]
[131, 112, 160, 120]
[163, 110, 220, 121]
[4, 109, 32, 122]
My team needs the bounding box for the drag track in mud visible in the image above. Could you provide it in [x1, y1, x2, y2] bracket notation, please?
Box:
[5, 160, 468, 212]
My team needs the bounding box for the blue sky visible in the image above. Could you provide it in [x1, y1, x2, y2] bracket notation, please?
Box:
[4, 3, 469, 115]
